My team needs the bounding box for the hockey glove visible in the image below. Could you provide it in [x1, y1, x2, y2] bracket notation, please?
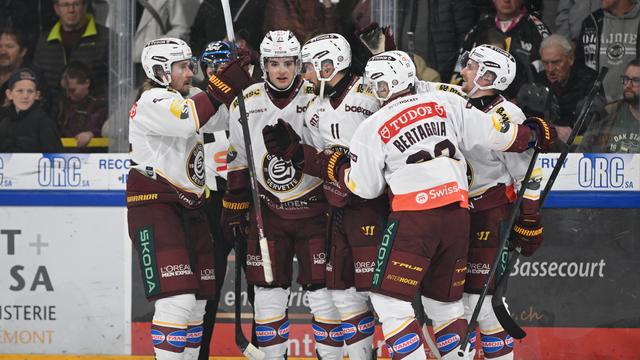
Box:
[522, 116, 558, 153]
[206, 57, 253, 107]
[511, 198, 543, 257]
[355, 22, 396, 56]
[221, 189, 251, 244]
[262, 118, 303, 164]
[314, 149, 350, 183]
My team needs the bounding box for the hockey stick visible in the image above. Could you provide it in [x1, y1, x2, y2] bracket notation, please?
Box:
[457, 148, 540, 356]
[233, 229, 265, 360]
[220, 0, 274, 285]
[490, 66, 609, 336]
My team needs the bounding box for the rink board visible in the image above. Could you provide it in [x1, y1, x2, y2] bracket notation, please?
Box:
[0, 153, 638, 358]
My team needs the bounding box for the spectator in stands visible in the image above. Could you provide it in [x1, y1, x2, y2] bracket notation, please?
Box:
[134, 0, 201, 85]
[0, 28, 29, 107]
[534, 34, 599, 142]
[57, 61, 107, 151]
[263, 0, 339, 42]
[397, 0, 475, 82]
[0, 68, 62, 153]
[580, 58, 640, 153]
[1, 0, 57, 63]
[555, 0, 600, 42]
[33, 0, 109, 100]
[576, 0, 640, 102]
[455, 0, 550, 98]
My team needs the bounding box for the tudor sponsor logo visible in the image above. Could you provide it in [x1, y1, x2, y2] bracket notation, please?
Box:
[378, 102, 447, 143]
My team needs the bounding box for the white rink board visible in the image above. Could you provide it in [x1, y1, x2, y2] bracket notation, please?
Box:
[0, 153, 638, 192]
[0, 207, 131, 354]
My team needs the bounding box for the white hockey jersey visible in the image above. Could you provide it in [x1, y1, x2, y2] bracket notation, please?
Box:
[203, 105, 230, 191]
[303, 76, 380, 151]
[463, 96, 540, 210]
[129, 87, 216, 196]
[344, 91, 526, 212]
[227, 80, 325, 218]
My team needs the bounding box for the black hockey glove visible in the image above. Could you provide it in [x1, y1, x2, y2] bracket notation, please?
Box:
[221, 189, 251, 244]
[511, 198, 543, 256]
[355, 22, 396, 56]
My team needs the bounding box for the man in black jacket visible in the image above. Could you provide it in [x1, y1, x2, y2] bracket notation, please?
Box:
[455, 0, 550, 98]
[33, 0, 109, 100]
[0, 68, 62, 153]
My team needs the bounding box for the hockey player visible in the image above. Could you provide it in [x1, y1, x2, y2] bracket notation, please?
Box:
[261, 50, 557, 359]
[221, 30, 340, 359]
[447, 44, 543, 359]
[271, 33, 382, 359]
[126, 37, 252, 360]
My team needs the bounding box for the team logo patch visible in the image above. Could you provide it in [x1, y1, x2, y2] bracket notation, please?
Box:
[312, 324, 328, 341]
[278, 321, 290, 339]
[187, 326, 203, 344]
[150, 329, 165, 345]
[256, 325, 277, 342]
[481, 335, 505, 353]
[187, 143, 206, 187]
[491, 113, 510, 133]
[393, 333, 421, 354]
[262, 153, 302, 192]
[329, 326, 344, 342]
[436, 333, 461, 353]
[607, 43, 625, 63]
[357, 316, 375, 335]
[166, 330, 187, 348]
[169, 100, 190, 119]
[342, 323, 357, 340]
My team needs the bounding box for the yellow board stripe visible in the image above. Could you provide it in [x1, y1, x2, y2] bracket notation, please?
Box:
[61, 137, 109, 147]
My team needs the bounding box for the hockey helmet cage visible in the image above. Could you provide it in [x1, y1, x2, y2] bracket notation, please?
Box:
[141, 37, 197, 86]
[200, 40, 232, 73]
[463, 44, 516, 92]
[301, 33, 351, 82]
[364, 50, 416, 102]
[259, 30, 301, 75]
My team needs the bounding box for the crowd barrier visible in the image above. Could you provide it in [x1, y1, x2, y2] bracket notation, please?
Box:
[0, 153, 638, 358]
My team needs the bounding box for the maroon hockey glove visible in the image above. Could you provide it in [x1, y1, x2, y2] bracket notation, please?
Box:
[221, 189, 251, 244]
[511, 198, 543, 256]
[522, 117, 558, 153]
[262, 118, 303, 163]
[313, 149, 350, 183]
[206, 57, 253, 107]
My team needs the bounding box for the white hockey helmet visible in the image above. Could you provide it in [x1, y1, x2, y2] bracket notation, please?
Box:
[141, 37, 196, 87]
[364, 50, 416, 102]
[301, 33, 351, 82]
[461, 44, 516, 92]
[259, 30, 301, 75]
